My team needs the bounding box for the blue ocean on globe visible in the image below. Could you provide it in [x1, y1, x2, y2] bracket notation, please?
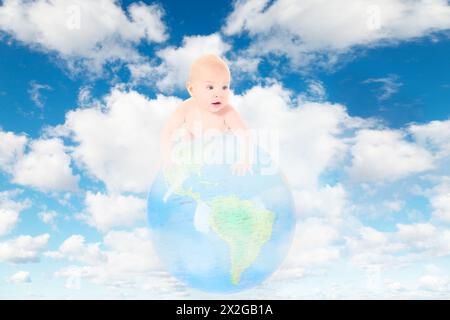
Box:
[147, 133, 295, 293]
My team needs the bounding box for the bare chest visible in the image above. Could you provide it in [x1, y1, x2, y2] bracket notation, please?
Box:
[184, 109, 228, 137]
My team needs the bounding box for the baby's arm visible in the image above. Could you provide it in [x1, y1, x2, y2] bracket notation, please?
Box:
[160, 105, 186, 168]
[224, 106, 253, 175]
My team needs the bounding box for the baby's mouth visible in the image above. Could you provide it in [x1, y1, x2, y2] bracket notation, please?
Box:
[211, 102, 221, 106]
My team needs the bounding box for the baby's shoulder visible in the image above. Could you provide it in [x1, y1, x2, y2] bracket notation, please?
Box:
[170, 99, 190, 118]
[179, 98, 195, 114]
[221, 104, 237, 118]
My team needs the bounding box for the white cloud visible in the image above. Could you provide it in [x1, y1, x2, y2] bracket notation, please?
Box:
[0, 234, 50, 263]
[0, 189, 30, 212]
[228, 55, 261, 80]
[297, 80, 327, 103]
[0, 189, 30, 237]
[6, 270, 31, 283]
[346, 226, 404, 269]
[274, 217, 341, 279]
[363, 74, 402, 101]
[51, 88, 181, 193]
[428, 179, 450, 222]
[417, 265, 449, 292]
[101, 228, 162, 272]
[408, 119, 450, 159]
[394, 222, 450, 258]
[396, 223, 437, 242]
[12, 138, 79, 192]
[1, 131, 79, 192]
[78, 192, 146, 232]
[0, 129, 27, 173]
[38, 210, 58, 226]
[232, 82, 373, 189]
[381, 199, 404, 212]
[129, 33, 231, 92]
[77, 85, 93, 107]
[348, 129, 434, 183]
[399, 223, 450, 258]
[28, 80, 52, 109]
[52, 228, 183, 296]
[46, 234, 105, 265]
[0, 209, 19, 237]
[223, 0, 450, 68]
[0, 0, 168, 74]
[293, 183, 347, 219]
[418, 274, 449, 292]
[127, 2, 168, 43]
[346, 222, 450, 271]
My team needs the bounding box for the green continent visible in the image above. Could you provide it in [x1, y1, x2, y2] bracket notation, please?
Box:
[163, 144, 203, 201]
[208, 195, 275, 285]
[163, 137, 223, 200]
[163, 163, 202, 201]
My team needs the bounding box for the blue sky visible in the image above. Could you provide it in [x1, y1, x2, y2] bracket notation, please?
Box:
[1, 0, 450, 299]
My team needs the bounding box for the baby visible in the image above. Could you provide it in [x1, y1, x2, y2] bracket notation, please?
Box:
[160, 54, 252, 176]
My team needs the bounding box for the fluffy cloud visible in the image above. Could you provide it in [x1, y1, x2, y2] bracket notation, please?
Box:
[38, 210, 58, 225]
[297, 80, 327, 103]
[232, 82, 372, 189]
[0, 190, 30, 212]
[348, 129, 434, 183]
[0, 0, 168, 74]
[129, 33, 231, 92]
[418, 274, 449, 292]
[12, 138, 79, 192]
[293, 184, 348, 219]
[0, 234, 50, 263]
[0, 190, 30, 237]
[409, 119, 450, 159]
[417, 265, 450, 293]
[6, 270, 31, 283]
[395, 222, 450, 261]
[223, 0, 450, 68]
[346, 222, 450, 270]
[78, 192, 146, 232]
[0, 209, 19, 237]
[396, 223, 437, 244]
[1, 131, 79, 192]
[427, 179, 450, 222]
[46, 234, 105, 265]
[52, 229, 184, 295]
[273, 184, 349, 278]
[273, 217, 341, 280]
[0, 129, 27, 173]
[50, 88, 181, 193]
[346, 226, 405, 269]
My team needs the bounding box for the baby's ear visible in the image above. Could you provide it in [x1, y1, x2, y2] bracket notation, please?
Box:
[186, 81, 193, 95]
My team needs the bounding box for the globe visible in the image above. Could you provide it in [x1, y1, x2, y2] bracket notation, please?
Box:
[147, 133, 295, 293]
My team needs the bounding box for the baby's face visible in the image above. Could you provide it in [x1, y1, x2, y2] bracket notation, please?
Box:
[188, 66, 230, 113]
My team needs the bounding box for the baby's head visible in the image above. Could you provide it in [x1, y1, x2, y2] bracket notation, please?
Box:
[186, 54, 231, 113]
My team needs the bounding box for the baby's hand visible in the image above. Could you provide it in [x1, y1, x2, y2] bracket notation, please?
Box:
[231, 161, 253, 176]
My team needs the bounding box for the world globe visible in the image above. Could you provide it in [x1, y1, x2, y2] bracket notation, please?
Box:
[147, 133, 295, 293]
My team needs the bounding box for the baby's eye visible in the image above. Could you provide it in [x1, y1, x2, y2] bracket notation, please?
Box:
[222, 86, 228, 90]
[207, 85, 214, 90]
